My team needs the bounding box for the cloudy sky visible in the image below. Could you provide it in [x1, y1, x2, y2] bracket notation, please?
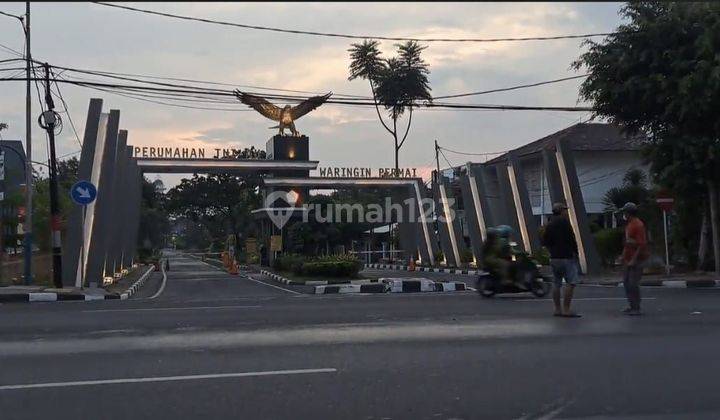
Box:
[0, 2, 624, 187]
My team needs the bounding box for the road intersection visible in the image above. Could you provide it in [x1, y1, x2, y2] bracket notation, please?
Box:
[1, 252, 719, 419]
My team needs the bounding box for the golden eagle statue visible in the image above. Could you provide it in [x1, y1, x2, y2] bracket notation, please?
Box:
[234, 90, 332, 137]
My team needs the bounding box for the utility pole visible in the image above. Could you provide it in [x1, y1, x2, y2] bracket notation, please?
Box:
[434, 139, 440, 184]
[23, 1, 32, 285]
[40, 63, 63, 289]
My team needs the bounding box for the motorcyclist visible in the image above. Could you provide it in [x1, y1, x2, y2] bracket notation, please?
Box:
[482, 225, 517, 285]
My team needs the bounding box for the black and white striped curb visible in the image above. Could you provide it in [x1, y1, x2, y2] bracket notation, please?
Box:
[0, 266, 155, 303]
[260, 269, 381, 286]
[314, 283, 388, 294]
[112, 266, 156, 300]
[314, 278, 469, 294]
[364, 263, 484, 276]
[383, 278, 468, 293]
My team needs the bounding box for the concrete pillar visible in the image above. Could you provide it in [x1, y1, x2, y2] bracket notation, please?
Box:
[458, 163, 495, 267]
[493, 161, 523, 247]
[433, 174, 466, 267]
[122, 158, 141, 268]
[106, 129, 128, 277]
[62, 98, 103, 287]
[507, 151, 541, 254]
[542, 148, 565, 206]
[411, 180, 439, 266]
[85, 110, 120, 286]
[118, 146, 134, 271]
[125, 162, 142, 267]
[555, 138, 602, 274]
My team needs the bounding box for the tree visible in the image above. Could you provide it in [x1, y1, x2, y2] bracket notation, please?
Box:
[0, 122, 7, 132]
[573, 2, 720, 273]
[138, 176, 171, 252]
[602, 169, 651, 213]
[165, 147, 265, 250]
[348, 40, 432, 172]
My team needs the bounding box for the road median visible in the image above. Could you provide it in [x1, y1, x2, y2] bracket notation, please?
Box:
[0, 265, 155, 303]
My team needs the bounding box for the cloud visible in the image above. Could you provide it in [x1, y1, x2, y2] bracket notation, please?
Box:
[0, 2, 623, 188]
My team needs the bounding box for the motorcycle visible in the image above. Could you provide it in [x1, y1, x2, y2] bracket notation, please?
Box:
[477, 242, 552, 298]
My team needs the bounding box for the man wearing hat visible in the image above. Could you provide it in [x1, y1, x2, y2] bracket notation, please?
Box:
[542, 202, 581, 317]
[619, 202, 649, 316]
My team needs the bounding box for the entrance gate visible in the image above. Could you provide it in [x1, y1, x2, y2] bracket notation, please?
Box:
[63, 97, 603, 287]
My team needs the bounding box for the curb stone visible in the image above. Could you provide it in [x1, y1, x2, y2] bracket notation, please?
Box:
[315, 283, 388, 294]
[364, 263, 484, 276]
[259, 269, 381, 286]
[314, 278, 469, 295]
[0, 265, 155, 303]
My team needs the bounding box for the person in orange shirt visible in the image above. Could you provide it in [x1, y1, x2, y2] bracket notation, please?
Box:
[619, 202, 649, 316]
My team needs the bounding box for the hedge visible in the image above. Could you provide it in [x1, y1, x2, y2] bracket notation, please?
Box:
[273, 254, 362, 278]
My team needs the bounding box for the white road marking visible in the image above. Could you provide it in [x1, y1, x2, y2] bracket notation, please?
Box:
[514, 297, 657, 302]
[0, 368, 337, 391]
[82, 305, 262, 313]
[147, 265, 168, 300]
[247, 275, 301, 295]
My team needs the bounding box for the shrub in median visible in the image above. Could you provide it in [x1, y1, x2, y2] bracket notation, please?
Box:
[274, 253, 362, 278]
[274, 254, 305, 275]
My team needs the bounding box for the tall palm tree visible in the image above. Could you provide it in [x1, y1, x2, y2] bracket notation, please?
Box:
[348, 40, 432, 172]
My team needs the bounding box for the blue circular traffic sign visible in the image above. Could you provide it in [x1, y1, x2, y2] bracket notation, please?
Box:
[70, 180, 97, 206]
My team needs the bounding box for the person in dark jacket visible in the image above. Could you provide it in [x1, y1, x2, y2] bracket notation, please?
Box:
[542, 202, 580, 317]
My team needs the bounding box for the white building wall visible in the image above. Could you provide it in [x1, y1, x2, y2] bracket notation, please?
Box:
[528, 150, 649, 216]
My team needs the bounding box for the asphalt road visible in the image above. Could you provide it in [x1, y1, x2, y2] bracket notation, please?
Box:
[1, 251, 719, 419]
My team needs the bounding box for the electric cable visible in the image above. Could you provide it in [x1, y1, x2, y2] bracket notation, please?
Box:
[92, 2, 624, 43]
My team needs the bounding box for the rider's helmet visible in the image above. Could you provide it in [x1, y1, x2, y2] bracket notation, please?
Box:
[495, 225, 513, 238]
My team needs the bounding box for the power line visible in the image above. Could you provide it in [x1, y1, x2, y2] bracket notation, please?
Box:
[50, 68, 83, 147]
[0, 10, 23, 21]
[0, 58, 25, 65]
[30, 64, 52, 170]
[92, 2, 622, 43]
[58, 149, 81, 159]
[433, 75, 588, 100]
[439, 146, 507, 157]
[61, 76, 254, 112]
[438, 148, 455, 170]
[3, 75, 594, 112]
[50, 64, 367, 99]
[0, 41, 23, 57]
[31, 59, 592, 104]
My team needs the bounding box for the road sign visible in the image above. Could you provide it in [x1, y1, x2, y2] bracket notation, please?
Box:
[656, 197, 674, 212]
[70, 180, 97, 206]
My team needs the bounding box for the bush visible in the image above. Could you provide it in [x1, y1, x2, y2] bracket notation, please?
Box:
[533, 247, 551, 266]
[274, 253, 305, 275]
[594, 228, 624, 266]
[275, 253, 362, 278]
[302, 261, 361, 277]
[137, 247, 160, 264]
